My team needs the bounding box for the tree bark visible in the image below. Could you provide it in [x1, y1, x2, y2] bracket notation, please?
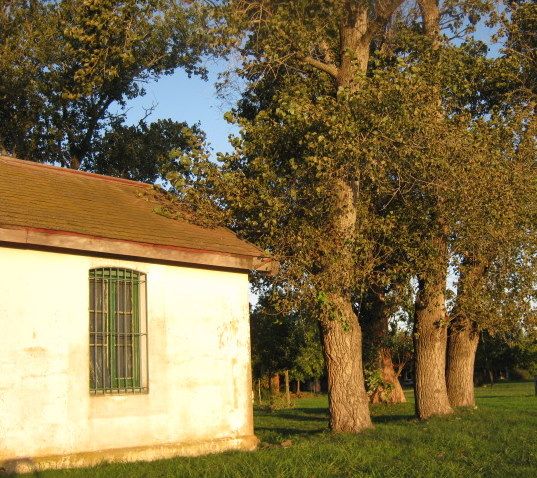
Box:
[315, 172, 373, 432]
[418, 0, 441, 49]
[321, 296, 373, 432]
[361, 290, 406, 404]
[413, 240, 453, 418]
[446, 316, 479, 407]
[371, 348, 406, 404]
[445, 260, 486, 407]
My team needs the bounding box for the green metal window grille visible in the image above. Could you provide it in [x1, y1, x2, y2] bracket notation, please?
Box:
[89, 268, 148, 394]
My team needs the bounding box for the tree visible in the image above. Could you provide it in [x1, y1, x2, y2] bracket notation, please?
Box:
[212, 0, 422, 432]
[476, 331, 537, 385]
[446, 124, 536, 407]
[87, 119, 207, 183]
[0, 0, 52, 158]
[400, 0, 455, 420]
[445, 1, 537, 407]
[0, 0, 208, 169]
[250, 292, 324, 401]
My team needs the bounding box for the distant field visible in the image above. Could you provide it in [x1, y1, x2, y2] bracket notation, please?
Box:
[27, 382, 537, 477]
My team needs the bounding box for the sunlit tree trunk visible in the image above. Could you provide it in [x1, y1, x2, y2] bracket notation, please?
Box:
[317, 175, 372, 431]
[322, 296, 372, 431]
[315, 8, 376, 432]
[446, 317, 479, 407]
[270, 374, 280, 395]
[413, 236, 453, 418]
[372, 349, 406, 404]
[446, 260, 485, 407]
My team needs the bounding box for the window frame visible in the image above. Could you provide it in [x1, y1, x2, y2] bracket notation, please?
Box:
[89, 267, 148, 395]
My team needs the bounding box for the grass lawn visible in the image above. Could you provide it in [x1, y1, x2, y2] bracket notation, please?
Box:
[27, 381, 536, 478]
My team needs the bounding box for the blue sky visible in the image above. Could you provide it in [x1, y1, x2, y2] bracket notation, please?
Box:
[123, 61, 240, 157]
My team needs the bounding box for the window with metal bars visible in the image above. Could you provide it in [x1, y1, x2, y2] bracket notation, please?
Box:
[89, 268, 148, 394]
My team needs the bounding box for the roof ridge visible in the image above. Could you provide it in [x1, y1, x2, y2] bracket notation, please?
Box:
[0, 155, 152, 189]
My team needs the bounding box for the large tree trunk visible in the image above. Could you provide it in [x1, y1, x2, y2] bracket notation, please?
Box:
[372, 349, 406, 404]
[446, 317, 479, 407]
[321, 296, 373, 432]
[362, 290, 406, 404]
[413, 239, 453, 418]
[446, 259, 485, 407]
[313, 15, 377, 432]
[316, 177, 372, 432]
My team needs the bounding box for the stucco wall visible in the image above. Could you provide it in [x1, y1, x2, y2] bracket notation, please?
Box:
[0, 246, 255, 469]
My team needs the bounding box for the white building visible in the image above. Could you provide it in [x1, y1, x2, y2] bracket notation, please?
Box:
[0, 156, 272, 473]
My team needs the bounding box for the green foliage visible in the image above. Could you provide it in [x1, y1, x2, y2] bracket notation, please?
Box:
[209, 45, 535, 323]
[250, 293, 324, 382]
[0, 0, 209, 168]
[388, 326, 414, 374]
[87, 119, 207, 183]
[500, 0, 537, 98]
[364, 368, 394, 398]
[476, 331, 537, 381]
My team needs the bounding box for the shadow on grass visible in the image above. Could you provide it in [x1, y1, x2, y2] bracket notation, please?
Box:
[260, 406, 416, 424]
[266, 414, 327, 423]
[477, 395, 517, 399]
[255, 407, 327, 415]
[255, 426, 327, 438]
[371, 414, 415, 424]
[255, 407, 328, 421]
[294, 407, 329, 415]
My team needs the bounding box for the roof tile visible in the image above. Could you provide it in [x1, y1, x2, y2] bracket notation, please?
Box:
[0, 156, 262, 258]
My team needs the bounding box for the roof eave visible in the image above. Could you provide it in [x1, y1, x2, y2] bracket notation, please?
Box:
[0, 225, 276, 274]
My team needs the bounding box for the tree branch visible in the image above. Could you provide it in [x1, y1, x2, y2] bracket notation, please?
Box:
[367, 0, 405, 38]
[417, 0, 441, 47]
[302, 56, 339, 79]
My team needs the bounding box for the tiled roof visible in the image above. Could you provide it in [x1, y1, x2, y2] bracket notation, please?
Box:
[0, 156, 267, 268]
